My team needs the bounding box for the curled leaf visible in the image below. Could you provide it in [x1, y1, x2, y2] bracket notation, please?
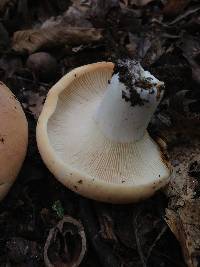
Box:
[130, 0, 155, 6]
[44, 216, 86, 267]
[165, 135, 200, 267]
[12, 27, 103, 54]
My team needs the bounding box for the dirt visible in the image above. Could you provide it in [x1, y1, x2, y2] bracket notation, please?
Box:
[0, 0, 200, 266]
[114, 59, 147, 106]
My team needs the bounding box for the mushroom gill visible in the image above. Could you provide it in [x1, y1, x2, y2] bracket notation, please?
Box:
[37, 61, 171, 203]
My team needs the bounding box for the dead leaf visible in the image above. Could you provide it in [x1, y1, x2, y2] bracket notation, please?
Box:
[163, 0, 191, 16]
[63, 0, 92, 27]
[12, 27, 103, 54]
[168, 90, 200, 134]
[44, 216, 86, 267]
[0, 0, 16, 12]
[179, 35, 200, 59]
[39, 0, 92, 28]
[179, 34, 200, 84]
[166, 201, 200, 267]
[130, 0, 155, 6]
[166, 5, 200, 26]
[90, 0, 119, 17]
[164, 136, 200, 267]
[94, 204, 118, 243]
[120, 0, 129, 6]
[140, 35, 166, 67]
[89, 0, 119, 27]
[126, 32, 141, 57]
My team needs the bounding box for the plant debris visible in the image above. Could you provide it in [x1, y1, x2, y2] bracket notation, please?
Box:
[44, 216, 86, 267]
[165, 138, 200, 267]
[129, 0, 155, 6]
[12, 27, 103, 54]
[0, 0, 200, 266]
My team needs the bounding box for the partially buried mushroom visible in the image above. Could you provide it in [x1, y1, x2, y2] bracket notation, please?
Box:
[0, 83, 28, 200]
[37, 60, 171, 203]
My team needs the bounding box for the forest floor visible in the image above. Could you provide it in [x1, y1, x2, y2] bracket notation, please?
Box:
[0, 0, 200, 266]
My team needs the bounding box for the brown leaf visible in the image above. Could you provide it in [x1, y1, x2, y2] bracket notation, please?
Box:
[94, 204, 118, 243]
[165, 136, 200, 267]
[179, 34, 200, 84]
[89, 0, 119, 27]
[120, 0, 129, 6]
[63, 0, 92, 27]
[44, 216, 86, 267]
[140, 35, 166, 67]
[130, 0, 155, 6]
[166, 201, 200, 267]
[90, 0, 119, 17]
[0, 0, 16, 12]
[12, 27, 103, 54]
[163, 0, 191, 16]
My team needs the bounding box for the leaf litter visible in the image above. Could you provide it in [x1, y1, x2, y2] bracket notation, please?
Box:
[0, 0, 200, 266]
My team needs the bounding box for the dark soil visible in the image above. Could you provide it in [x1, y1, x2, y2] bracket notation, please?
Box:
[0, 0, 200, 266]
[114, 59, 147, 106]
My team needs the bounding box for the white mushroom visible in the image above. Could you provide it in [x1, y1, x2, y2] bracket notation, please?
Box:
[37, 60, 171, 203]
[0, 83, 28, 200]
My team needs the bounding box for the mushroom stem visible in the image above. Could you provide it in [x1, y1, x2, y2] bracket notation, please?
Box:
[94, 60, 164, 143]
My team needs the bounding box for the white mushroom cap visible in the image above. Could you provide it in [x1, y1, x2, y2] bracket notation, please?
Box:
[0, 83, 28, 200]
[37, 62, 170, 203]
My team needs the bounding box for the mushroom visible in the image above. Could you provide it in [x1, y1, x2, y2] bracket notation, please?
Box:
[37, 60, 171, 203]
[0, 83, 28, 200]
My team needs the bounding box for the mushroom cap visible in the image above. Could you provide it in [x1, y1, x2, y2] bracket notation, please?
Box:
[0, 83, 28, 200]
[37, 62, 171, 203]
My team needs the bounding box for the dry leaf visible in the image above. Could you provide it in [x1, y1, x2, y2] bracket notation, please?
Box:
[90, 0, 119, 18]
[179, 34, 200, 84]
[44, 216, 86, 267]
[120, 0, 129, 6]
[130, 0, 155, 6]
[12, 27, 103, 54]
[140, 36, 166, 67]
[163, 0, 191, 16]
[63, 0, 92, 27]
[0, 0, 16, 12]
[166, 201, 200, 267]
[164, 136, 200, 267]
[41, 0, 92, 28]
